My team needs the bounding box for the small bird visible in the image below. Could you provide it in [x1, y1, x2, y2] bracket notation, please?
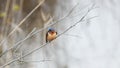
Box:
[46, 28, 57, 43]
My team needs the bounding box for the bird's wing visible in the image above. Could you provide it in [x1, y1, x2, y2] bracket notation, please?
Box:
[46, 32, 48, 43]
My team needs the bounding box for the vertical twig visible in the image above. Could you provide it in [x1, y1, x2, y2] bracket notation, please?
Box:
[1, 0, 11, 36]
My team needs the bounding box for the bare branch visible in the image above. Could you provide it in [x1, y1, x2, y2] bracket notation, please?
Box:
[0, 5, 94, 68]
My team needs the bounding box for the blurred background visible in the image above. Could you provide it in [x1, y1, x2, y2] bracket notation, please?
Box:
[0, 0, 120, 68]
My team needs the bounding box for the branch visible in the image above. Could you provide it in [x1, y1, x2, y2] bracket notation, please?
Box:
[17, 59, 52, 63]
[0, 5, 94, 68]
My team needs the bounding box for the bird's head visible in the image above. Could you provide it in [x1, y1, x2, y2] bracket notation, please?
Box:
[48, 28, 56, 34]
[48, 28, 55, 31]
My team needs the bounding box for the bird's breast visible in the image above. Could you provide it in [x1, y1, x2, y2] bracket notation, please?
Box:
[47, 33, 57, 41]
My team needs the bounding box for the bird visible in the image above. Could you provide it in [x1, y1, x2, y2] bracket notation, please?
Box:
[46, 28, 57, 43]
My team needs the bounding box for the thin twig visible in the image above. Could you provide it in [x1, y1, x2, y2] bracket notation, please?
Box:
[18, 59, 52, 63]
[0, 5, 94, 68]
[87, 16, 98, 21]
[63, 34, 82, 38]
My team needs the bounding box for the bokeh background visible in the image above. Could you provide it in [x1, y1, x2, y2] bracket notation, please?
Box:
[0, 0, 120, 68]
